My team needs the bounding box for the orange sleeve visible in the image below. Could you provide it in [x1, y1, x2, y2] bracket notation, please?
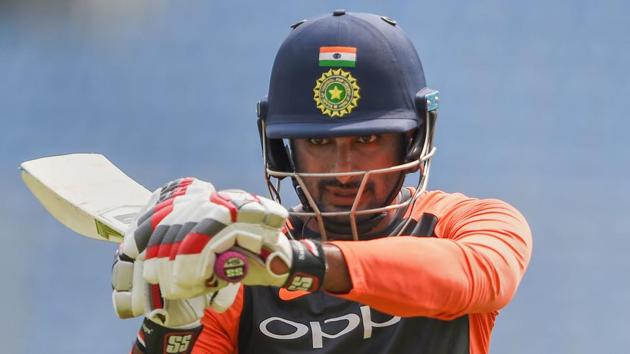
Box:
[330, 192, 532, 321]
[191, 285, 243, 354]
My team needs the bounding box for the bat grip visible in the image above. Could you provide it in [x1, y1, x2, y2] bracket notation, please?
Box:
[213, 248, 249, 283]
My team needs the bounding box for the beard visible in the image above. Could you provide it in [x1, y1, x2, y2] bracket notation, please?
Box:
[310, 178, 390, 239]
[320, 213, 387, 240]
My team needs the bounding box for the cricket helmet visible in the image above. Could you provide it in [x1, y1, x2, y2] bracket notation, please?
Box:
[257, 10, 440, 240]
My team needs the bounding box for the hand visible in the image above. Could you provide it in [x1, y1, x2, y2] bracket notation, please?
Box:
[112, 178, 240, 329]
[117, 177, 327, 307]
[112, 247, 240, 328]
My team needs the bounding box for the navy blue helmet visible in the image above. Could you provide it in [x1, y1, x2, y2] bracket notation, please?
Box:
[257, 11, 439, 240]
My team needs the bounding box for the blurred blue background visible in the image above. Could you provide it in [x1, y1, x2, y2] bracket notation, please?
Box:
[1, 0, 628, 352]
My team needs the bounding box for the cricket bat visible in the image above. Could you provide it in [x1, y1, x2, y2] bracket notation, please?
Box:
[20, 153, 248, 282]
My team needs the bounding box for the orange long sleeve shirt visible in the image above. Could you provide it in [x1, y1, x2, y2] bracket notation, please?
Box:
[193, 190, 532, 354]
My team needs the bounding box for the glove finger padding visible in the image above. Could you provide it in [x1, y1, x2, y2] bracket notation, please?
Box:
[146, 292, 209, 329]
[121, 178, 216, 260]
[144, 281, 240, 328]
[210, 282, 241, 313]
[113, 248, 241, 327]
[237, 246, 290, 288]
[112, 250, 148, 319]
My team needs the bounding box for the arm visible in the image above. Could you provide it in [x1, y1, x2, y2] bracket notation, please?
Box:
[326, 198, 532, 320]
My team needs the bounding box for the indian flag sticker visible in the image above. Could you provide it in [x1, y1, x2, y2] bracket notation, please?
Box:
[319, 46, 357, 68]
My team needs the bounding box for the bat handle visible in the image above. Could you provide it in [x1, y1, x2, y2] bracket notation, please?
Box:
[214, 248, 249, 283]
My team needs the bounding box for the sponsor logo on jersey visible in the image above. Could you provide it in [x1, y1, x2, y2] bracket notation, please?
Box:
[313, 69, 360, 118]
[259, 305, 400, 348]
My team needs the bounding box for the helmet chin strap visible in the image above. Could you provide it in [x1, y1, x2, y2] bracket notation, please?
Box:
[292, 177, 312, 212]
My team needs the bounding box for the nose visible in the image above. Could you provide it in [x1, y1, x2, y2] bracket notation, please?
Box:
[332, 143, 354, 185]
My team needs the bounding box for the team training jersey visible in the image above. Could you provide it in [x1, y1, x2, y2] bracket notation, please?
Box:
[191, 190, 532, 354]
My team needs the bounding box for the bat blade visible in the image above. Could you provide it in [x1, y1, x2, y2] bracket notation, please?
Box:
[20, 153, 151, 243]
[21, 153, 249, 283]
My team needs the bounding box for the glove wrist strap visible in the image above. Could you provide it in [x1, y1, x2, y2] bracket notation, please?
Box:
[285, 239, 326, 292]
[136, 317, 201, 353]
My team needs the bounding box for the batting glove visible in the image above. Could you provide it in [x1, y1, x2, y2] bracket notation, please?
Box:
[112, 178, 240, 329]
[117, 177, 328, 309]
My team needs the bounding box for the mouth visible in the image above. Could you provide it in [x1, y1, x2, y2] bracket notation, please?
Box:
[325, 187, 359, 207]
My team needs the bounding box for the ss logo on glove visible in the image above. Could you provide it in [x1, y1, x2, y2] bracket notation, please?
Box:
[165, 333, 193, 353]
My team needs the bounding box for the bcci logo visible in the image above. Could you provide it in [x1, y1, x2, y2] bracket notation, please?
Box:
[313, 69, 360, 118]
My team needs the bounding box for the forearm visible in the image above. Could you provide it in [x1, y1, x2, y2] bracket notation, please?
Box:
[322, 243, 352, 293]
[322, 198, 532, 320]
[329, 233, 531, 319]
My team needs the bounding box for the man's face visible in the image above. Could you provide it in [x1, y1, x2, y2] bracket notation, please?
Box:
[292, 133, 406, 228]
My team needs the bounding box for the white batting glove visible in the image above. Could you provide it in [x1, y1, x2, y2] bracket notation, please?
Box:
[112, 178, 240, 329]
[116, 177, 328, 312]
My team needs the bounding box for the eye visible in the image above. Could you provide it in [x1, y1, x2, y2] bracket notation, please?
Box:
[308, 137, 330, 145]
[356, 135, 377, 144]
